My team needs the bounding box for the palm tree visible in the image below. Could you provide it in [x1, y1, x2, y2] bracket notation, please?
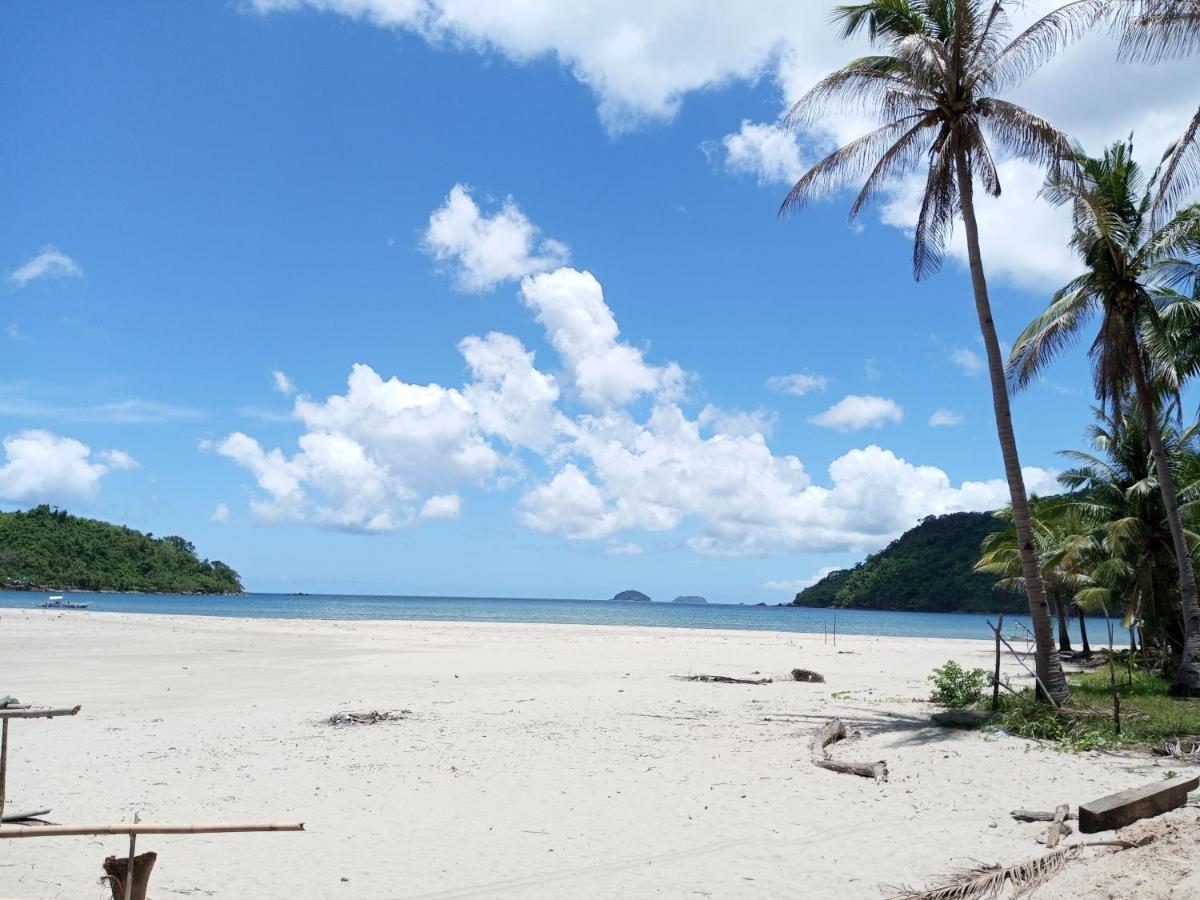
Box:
[780, 0, 1082, 701]
[1007, 139, 1200, 693]
[1117, 1, 1200, 224]
[1059, 411, 1200, 656]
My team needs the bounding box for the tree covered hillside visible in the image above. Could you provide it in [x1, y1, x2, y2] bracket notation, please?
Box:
[0, 506, 242, 594]
[792, 511, 1023, 614]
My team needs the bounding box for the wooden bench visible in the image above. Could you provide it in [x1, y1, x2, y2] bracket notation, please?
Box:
[1079, 773, 1199, 833]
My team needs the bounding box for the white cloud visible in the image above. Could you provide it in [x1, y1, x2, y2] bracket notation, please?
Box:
[8, 246, 83, 288]
[766, 372, 828, 396]
[211, 502, 231, 524]
[764, 566, 839, 592]
[714, 119, 804, 185]
[246, 0, 825, 133]
[605, 540, 643, 556]
[696, 404, 776, 439]
[950, 348, 984, 376]
[7, 324, 30, 342]
[0, 430, 135, 503]
[459, 332, 562, 452]
[271, 370, 297, 396]
[420, 493, 462, 520]
[929, 408, 965, 428]
[423, 184, 568, 292]
[809, 395, 903, 432]
[520, 267, 685, 407]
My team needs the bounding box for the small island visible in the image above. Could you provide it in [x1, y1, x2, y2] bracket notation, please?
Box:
[611, 589, 652, 603]
[0, 505, 243, 594]
[671, 595, 707, 604]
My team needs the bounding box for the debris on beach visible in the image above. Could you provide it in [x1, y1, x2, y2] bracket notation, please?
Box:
[789, 668, 825, 683]
[673, 674, 773, 685]
[322, 710, 410, 727]
[810, 718, 888, 781]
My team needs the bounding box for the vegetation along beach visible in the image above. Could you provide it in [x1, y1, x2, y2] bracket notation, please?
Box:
[2, 0, 1200, 897]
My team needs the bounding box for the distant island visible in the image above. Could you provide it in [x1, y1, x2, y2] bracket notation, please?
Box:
[0, 505, 243, 595]
[792, 511, 1022, 614]
[671, 595, 707, 604]
[612, 589, 652, 603]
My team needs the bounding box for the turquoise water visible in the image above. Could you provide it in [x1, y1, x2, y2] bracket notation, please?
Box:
[0, 590, 1127, 643]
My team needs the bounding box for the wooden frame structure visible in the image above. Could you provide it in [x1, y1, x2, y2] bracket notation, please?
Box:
[0, 702, 81, 819]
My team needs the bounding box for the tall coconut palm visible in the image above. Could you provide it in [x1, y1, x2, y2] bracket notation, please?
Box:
[1059, 411, 1200, 655]
[779, 0, 1087, 701]
[1118, 1, 1200, 224]
[1007, 139, 1200, 693]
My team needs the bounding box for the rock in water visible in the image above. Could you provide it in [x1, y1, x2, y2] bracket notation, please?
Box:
[671, 595, 707, 604]
[612, 589, 652, 603]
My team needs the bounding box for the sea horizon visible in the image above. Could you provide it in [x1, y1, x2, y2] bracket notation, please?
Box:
[0, 588, 1126, 644]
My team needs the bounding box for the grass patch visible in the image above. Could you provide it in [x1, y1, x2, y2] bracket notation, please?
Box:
[992, 666, 1200, 752]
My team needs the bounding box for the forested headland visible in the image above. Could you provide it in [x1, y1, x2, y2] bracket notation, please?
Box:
[0, 505, 242, 594]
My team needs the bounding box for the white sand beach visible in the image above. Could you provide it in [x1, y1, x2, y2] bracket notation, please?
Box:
[0, 610, 1195, 899]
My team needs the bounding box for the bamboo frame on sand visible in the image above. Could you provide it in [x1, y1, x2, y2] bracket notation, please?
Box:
[0, 822, 305, 838]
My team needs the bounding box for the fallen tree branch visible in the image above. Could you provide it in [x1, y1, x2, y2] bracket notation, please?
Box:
[673, 675, 773, 685]
[1040, 804, 1072, 848]
[1011, 808, 1076, 823]
[809, 718, 888, 782]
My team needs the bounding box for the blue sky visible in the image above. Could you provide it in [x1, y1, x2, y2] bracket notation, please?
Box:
[3, 1, 1196, 600]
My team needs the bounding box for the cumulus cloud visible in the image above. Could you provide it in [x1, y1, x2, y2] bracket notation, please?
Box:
[271, 370, 297, 396]
[423, 184, 568, 292]
[929, 408, 965, 428]
[8, 246, 83, 287]
[714, 119, 805, 185]
[764, 566, 839, 592]
[420, 493, 462, 520]
[809, 395, 903, 432]
[767, 372, 829, 396]
[218, 187, 1061, 555]
[950, 348, 984, 376]
[0, 430, 135, 503]
[210, 502, 231, 523]
[520, 268, 685, 407]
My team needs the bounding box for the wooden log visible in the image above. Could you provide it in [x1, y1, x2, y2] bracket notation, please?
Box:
[0, 822, 305, 838]
[1042, 804, 1071, 848]
[103, 851, 156, 900]
[809, 718, 888, 782]
[1079, 774, 1200, 833]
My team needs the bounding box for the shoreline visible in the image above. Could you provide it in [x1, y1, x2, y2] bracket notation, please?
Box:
[0, 611, 1189, 898]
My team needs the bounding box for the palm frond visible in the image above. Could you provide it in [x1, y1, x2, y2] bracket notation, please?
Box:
[885, 844, 1084, 900]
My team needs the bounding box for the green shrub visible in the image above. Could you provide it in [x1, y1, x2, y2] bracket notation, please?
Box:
[928, 660, 989, 708]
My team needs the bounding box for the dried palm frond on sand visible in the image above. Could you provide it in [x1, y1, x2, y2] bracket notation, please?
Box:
[885, 838, 1153, 900]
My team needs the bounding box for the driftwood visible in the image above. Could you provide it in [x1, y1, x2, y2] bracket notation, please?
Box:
[1011, 808, 1077, 823]
[809, 718, 888, 781]
[0, 822, 305, 838]
[103, 851, 157, 900]
[674, 675, 773, 685]
[323, 710, 409, 727]
[789, 669, 825, 683]
[1039, 804, 1073, 848]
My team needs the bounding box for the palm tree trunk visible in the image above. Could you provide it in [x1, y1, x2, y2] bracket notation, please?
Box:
[1052, 589, 1072, 653]
[1077, 605, 1091, 657]
[954, 147, 1070, 704]
[1129, 346, 1200, 695]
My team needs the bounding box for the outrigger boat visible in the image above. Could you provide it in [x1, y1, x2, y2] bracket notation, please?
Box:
[40, 595, 90, 610]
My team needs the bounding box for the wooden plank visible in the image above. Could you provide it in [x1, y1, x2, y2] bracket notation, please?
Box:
[0, 706, 80, 720]
[1079, 774, 1199, 833]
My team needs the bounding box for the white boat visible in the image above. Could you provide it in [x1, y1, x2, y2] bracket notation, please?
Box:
[40, 596, 90, 610]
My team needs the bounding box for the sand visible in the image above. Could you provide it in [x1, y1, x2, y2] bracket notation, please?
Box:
[0, 609, 1194, 899]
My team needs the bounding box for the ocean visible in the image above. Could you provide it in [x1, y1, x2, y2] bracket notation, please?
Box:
[0, 590, 1128, 644]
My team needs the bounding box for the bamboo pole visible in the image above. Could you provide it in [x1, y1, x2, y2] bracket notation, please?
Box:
[123, 815, 139, 900]
[0, 706, 81, 719]
[0, 822, 305, 838]
[0, 719, 7, 818]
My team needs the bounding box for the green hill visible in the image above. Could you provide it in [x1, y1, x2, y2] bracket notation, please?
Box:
[792, 511, 1024, 614]
[0, 505, 242, 594]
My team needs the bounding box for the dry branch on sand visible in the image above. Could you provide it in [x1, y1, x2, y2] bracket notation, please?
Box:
[322, 710, 410, 727]
[810, 719, 888, 781]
